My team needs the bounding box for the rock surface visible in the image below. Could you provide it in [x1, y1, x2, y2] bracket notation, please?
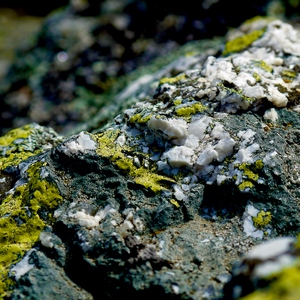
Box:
[1, 17, 300, 299]
[2, 0, 297, 136]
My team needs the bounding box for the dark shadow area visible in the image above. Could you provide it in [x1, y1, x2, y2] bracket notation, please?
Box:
[201, 184, 251, 220]
[0, 0, 68, 16]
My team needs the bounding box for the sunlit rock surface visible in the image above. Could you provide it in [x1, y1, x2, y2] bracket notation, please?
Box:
[1, 18, 300, 299]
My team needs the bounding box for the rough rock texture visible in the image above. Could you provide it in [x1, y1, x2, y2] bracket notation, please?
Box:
[0, 0, 289, 136]
[224, 236, 300, 299]
[1, 18, 300, 299]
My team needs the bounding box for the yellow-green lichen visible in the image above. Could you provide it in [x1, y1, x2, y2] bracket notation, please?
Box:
[129, 113, 152, 124]
[281, 70, 297, 83]
[172, 171, 186, 182]
[0, 161, 62, 298]
[241, 264, 300, 300]
[281, 70, 297, 78]
[175, 102, 207, 118]
[253, 72, 261, 82]
[252, 210, 272, 229]
[0, 125, 42, 171]
[288, 0, 300, 8]
[173, 98, 182, 106]
[159, 74, 187, 85]
[238, 164, 259, 181]
[218, 83, 255, 104]
[254, 159, 264, 170]
[236, 160, 263, 191]
[94, 130, 175, 193]
[294, 234, 300, 250]
[253, 60, 273, 73]
[222, 28, 266, 56]
[238, 180, 254, 191]
[170, 199, 180, 208]
[0, 125, 33, 147]
[243, 16, 273, 25]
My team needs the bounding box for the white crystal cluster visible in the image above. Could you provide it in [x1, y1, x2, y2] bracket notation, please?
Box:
[242, 204, 269, 239]
[99, 20, 300, 203]
[62, 132, 96, 155]
[150, 114, 237, 175]
[240, 237, 296, 278]
[54, 202, 145, 252]
[10, 249, 36, 280]
[180, 20, 300, 113]
[200, 22, 300, 110]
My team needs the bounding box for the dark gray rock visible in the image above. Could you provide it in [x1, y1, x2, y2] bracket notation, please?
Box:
[2, 18, 300, 300]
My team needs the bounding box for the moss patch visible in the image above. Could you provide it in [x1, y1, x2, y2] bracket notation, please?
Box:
[173, 98, 182, 106]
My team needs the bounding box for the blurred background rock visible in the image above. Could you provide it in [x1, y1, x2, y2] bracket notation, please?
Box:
[0, 0, 299, 136]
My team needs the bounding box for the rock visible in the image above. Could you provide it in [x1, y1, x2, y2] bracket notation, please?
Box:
[0, 0, 282, 136]
[1, 17, 300, 299]
[224, 236, 300, 299]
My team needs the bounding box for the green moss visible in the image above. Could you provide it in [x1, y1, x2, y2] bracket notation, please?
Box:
[241, 167, 259, 181]
[222, 29, 266, 56]
[26, 162, 63, 210]
[94, 130, 175, 193]
[252, 211, 272, 229]
[159, 74, 187, 85]
[241, 264, 300, 300]
[175, 103, 207, 118]
[239, 160, 263, 179]
[253, 60, 273, 73]
[185, 51, 197, 57]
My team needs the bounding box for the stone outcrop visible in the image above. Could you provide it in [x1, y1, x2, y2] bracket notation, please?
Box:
[1, 18, 300, 299]
[1, 0, 295, 136]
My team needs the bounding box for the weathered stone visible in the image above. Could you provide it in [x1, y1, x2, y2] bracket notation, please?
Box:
[224, 236, 300, 299]
[1, 17, 300, 299]
[0, 0, 288, 136]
